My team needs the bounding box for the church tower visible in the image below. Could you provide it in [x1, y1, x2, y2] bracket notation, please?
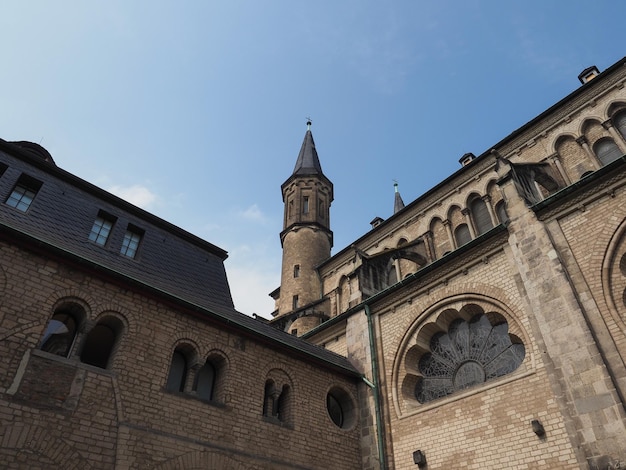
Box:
[275, 121, 333, 335]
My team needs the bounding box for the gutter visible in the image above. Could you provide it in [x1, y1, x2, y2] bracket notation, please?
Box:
[365, 303, 388, 470]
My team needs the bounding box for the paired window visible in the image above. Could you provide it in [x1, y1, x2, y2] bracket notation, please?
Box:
[39, 305, 123, 370]
[262, 376, 293, 426]
[6, 174, 42, 212]
[166, 348, 223, 403]
[89, 211, 116, 246]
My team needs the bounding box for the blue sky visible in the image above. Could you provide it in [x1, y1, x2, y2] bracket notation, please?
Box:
[1, 1, 624, 317]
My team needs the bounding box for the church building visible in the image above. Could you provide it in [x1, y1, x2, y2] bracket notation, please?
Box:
[2, 57, 626, 469]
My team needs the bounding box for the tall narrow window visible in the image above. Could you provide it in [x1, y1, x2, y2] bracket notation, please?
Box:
[303, 196, 309, 214]
[80, 316, 123, 369]
[89, 211, 116, 246]
[293, 264, 300, 278]
[166, 350, 188, 392]
[195, 361, 216, 401]
[120, 225, 143, 258]
[6, 174, 42, 212]
[470, 198, 493, 235]
[594, 138, 622, 166]
[292, 295, 299, 310]
[40, 310, 79, 357]
[454, 224, 472, 247]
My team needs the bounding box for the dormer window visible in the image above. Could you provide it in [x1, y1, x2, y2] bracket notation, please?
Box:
[6, 174, 42, 212]
[89, 210, 116, 246]
[120, 224, 144, 258]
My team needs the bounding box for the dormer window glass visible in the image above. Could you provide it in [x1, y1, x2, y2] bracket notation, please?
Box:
[6, 174, 42, 212]
[89, 211, 116, 246]
[120, 225, 143, 258]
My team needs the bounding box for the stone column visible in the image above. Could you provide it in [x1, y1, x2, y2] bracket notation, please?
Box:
[442, 219, 455, 249]
[603, 119, 626, 153]
[496, 157, 626, 468]
[576, 135, 602, 170]
[482, 194, 498, 227]
[549, 153, 570, 185]
[462, 208, 477, 238]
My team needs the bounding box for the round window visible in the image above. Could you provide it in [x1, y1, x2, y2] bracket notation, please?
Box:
[326, 387, 355, 429]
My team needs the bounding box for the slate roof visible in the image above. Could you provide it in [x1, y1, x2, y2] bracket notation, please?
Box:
[292, 129, 324, 177]
[0, 139, 361, 379]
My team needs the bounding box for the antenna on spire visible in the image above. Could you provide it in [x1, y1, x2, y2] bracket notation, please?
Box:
[306, 116, 312, 130]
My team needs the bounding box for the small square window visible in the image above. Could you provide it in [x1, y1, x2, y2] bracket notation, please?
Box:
[6, 174, 42, 212]
[89, 211, 116, 246]
[120, 225, 144, 258]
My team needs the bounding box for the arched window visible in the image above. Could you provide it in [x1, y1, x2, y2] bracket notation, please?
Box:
[263, 380, 291, 422]
[495, 200, 508, 224]
[613, 110, 626, 141]
[80, 316, 123, 369]
[414, 314, 525, 403]
[326, 386, 356, 429]
[470, 198, 493, 235]
[454, 224, 472, 247]
[166, 350, 188, 393]
[40, 310, 79, 357]
[195, 361, 216, 401]
[593, 138, 622, 166]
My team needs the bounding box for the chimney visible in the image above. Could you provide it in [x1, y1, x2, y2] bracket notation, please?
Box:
[459, 152, 476, 167]
[578, 65, 600, 84]
[370, 216, 384, 229]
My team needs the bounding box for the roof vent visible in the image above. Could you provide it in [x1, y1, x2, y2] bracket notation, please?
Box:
[459, 152, 476, 167]
[370, 216, 384, 229]
[578, 65, 600, 84]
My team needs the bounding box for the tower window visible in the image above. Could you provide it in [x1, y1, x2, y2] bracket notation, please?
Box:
[6, 174, 42, 212]
[293, 264, 300, 278]
[292, 295, 299, 310]
[120, 225, 144, 258]
[89, 211, 116, 246]
[303, 196, 309, 214]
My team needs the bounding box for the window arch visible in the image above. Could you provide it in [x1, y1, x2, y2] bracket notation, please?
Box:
[613, 109, 626, 140]
[414, 314, 524, 403]
[166, 344, 196, 393]
[495, 200, 508, 224]
[469, 197, 493, 235]
[593, 137, 622, 166]
[80, 316, 124, 369]
[40, 307, 83, 357]
[398, 302, 527, 410]
[195, 361, 216, 401]
[262, 370, 294, 426]
[454, 224, 472, 247]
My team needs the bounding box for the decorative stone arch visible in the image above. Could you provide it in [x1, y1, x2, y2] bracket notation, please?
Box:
[392, 292, 533, 418]
[0, 424, 95, 469]
[600, 210, 626, 336]
[607, 100, 626, 119]
[151, 450, 263, 470]
[165, 338, 202, 393]
[580, 116, 606, 138]
[429, 216, 451, 259]
[261, 365, 296, 427]
[553, 133, 596, 181]
[446, 204, 464, 227]
[78, 310, 128, 370]
[196, 347, 230, 403]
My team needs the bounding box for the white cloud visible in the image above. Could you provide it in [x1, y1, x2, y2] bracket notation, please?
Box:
[227, 264, 279, 319]
[239, 204, 265, 222]
[108, 184, 158, 210]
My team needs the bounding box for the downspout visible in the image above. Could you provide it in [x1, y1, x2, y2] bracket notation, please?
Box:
[364, 303, 388, 470]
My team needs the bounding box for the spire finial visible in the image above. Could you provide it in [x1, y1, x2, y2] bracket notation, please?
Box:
[306, 116, 312, 131]
[393, 179, 399, 193]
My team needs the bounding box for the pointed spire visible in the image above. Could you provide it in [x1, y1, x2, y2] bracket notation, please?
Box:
[393, 181, 405, 214]
[292, 120, 324, 177]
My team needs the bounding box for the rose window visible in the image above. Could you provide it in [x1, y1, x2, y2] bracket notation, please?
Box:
[414, 314, 525, 403]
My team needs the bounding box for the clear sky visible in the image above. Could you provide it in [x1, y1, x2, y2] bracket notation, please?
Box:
[0, 1, 623, 317]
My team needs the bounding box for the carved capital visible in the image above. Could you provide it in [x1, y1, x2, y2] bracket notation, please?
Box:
[575, 135, 588, 146]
